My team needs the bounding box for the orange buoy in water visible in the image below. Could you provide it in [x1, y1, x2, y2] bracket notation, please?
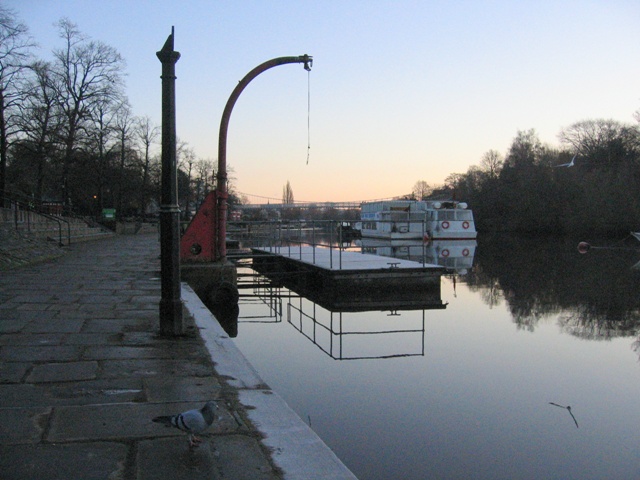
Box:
[578, 242, 590, 254]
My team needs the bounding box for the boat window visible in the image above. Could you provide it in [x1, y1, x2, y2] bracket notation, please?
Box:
[456, 211, 473, 221]
[438, 211, 456, 221]
[390, 212, 408, 221]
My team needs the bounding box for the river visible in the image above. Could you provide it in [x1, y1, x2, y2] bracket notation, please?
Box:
[232, 234, 640, 479]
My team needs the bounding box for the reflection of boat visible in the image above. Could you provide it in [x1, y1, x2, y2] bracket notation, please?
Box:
[632, 232, 640, 242]
[359, 200, 476, 240]
[357, 238, 477, 274]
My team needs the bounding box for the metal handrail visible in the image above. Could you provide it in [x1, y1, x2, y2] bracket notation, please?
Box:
[227, 219, 360, 269]
[2, 195, 71, 246]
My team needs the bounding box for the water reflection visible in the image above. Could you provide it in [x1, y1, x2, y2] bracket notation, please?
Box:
[250, 252, 446, 312]
[232, 235, 640, 480]
[357, 238, 477, 274]
[287, 300, 428, 360]
[468, 235, 640, 338]
[242, 261, 445, 359]
[351, 235, 640, 343]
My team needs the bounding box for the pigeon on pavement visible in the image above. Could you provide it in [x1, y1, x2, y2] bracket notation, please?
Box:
[152, 401, 219, 446]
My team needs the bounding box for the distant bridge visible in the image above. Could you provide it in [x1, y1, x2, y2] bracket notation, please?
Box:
[238, 201, 362, 211]
[235, 192, 401, 211]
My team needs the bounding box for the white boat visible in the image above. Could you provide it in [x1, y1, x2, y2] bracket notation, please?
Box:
[359, 200, 477, 240]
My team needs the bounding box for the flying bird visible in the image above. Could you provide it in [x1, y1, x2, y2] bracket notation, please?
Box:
[549, 402, 579, 428]
[554, 154, 576, 168]
[152, 401, 219, 446]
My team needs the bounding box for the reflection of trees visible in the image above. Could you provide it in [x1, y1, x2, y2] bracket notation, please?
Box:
[558, 308, 640, 340]
[467, 235, 640, 338]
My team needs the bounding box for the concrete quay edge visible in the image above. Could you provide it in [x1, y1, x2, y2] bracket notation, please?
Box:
[182, 284, 358, 480]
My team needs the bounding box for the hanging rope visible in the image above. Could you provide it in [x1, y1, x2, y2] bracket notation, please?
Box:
[306, 68, 311, 164]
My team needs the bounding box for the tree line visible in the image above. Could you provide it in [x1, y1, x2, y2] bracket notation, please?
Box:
[415, 118, 640, 236]
[4, 8, 638, 234]
[0, 9, 232, 220]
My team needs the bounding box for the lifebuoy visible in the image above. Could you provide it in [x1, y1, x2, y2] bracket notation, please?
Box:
[462, 221, 470, 229]
[462, 248, 470, 256]
[441, 221, 450, 229]
[441, 249, 450, 257]
[423, 233, 430, 243]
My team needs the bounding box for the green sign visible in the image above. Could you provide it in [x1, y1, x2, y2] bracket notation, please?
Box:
[102, 208, 116, 219]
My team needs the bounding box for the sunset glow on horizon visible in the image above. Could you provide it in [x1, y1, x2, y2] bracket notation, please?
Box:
[11, 0, 640, 202]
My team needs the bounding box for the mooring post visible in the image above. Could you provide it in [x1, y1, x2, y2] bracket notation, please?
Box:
[156, 27, 183, 335]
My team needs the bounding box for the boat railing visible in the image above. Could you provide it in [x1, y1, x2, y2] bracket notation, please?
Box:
[361, 218, 429, 235]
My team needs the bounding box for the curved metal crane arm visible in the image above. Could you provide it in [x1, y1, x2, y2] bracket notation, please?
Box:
[216, 54, 312, 262]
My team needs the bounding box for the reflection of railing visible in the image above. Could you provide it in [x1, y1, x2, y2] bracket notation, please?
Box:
[236, 266, 283, 323]
[287, 296, 426, 360]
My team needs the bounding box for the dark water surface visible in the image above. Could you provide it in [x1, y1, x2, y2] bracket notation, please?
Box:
[232, 235, 640, 479]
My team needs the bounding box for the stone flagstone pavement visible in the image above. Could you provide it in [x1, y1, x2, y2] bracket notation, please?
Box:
[0, 234, 281, 480]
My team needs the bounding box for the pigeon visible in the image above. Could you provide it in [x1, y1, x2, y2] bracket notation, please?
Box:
[152, 401, 219, 446]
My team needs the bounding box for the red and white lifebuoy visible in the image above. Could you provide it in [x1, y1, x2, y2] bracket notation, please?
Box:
[462, 221, 470, 229]
[441, 221, 450, 229]
[462, 248, 470, 256]
[441, 249, 450, 257]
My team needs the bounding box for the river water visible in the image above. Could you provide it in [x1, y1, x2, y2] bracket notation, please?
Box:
[232, 234, 640, 479]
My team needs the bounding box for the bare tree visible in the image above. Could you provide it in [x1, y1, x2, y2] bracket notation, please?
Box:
[194, 157, 214, 204]
[15, 60, 60, 201]
[0, 5, 34, 199]
[178, 144, 196, 219]
[50, 18, 125, 207]
[559, 119, 640, 168]
[412, 180, 431, 199]
[135, 115, 159, 216]
[113, 101, 135, 216]
[282, 180, 294, 204]
[86, 96, 120, 210]
[480, 150, 503, 179]
[504, 129, 544, 168]
[282, 180, 295, 220]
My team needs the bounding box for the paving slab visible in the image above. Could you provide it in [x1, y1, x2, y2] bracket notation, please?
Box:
[0, 333, 65, 346]
[143, 375, 222, 403]
[0, 345, 83, 362]
[0, 442, 128, 480]
[46, 401, 232, 442]
[27, 361, 98, 383]
[136, 437, 221, 480]
[97, 358, 214, 379]
[211, 434, 282, 480]
[0, 361, 30, 383]
[22, 318, 85, 333]
[47, 378, 145, 405]
[0, 318, 31, 333]
[0, 406, 51, 444]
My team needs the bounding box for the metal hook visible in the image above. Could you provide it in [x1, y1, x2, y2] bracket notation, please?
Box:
[302, 54, 313, 71]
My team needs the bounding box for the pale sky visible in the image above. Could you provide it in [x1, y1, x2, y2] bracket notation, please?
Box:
[8, 0, 640, 202]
